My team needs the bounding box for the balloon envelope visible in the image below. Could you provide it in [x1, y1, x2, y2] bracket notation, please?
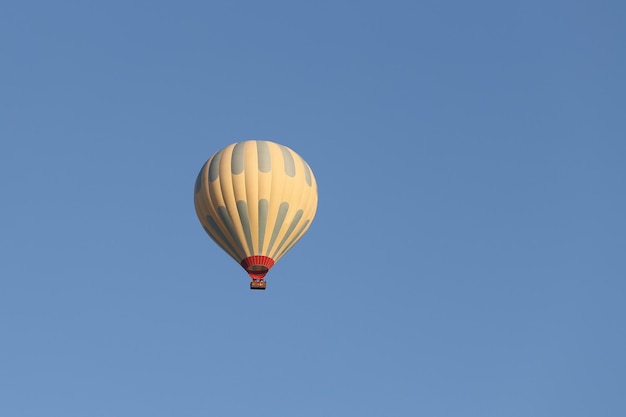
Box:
[194, 140, 318, 285]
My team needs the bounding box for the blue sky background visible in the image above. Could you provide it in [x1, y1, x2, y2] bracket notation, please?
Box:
[1, 1, 625, 416]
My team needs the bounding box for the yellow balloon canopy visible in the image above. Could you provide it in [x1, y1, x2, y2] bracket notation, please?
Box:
[194, 140, 318, 289]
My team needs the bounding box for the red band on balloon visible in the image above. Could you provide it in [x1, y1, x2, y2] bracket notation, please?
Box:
[240, 256, 275, 280]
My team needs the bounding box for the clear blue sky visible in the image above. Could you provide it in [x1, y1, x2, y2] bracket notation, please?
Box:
[1, 1, 625, 416]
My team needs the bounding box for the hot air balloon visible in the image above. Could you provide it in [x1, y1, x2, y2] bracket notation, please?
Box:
[194, 140, 318, 290]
